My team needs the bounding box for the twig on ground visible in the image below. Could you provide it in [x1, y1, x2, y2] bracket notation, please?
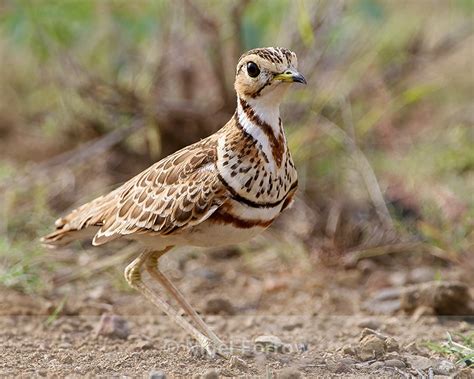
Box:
[344, 242, 460, 266]
[344, 242, 422, 264]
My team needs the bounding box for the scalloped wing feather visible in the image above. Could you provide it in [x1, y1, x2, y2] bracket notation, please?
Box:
[42, 137, 229, 247]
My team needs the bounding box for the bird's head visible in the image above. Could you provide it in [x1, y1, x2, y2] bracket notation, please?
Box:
[234, 47, 306, 105]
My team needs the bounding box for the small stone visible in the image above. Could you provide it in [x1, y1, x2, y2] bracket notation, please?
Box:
[406, 355, 433, 371]
[360, 328, 389, 340]
[282, 322, 303, 331]
[384, 359, 406, 369]
[357, 335, 386, 361]
[276, 367, 302, 379]
[74, 366, 84, 374]
[59, 354, 73, 364]
[134, 340, 154, 350]
[385, 352, 401, 360]
[204, 298, 235, 315]
[433, 360, 456, 375]
[370, 361, 385, 369]
[385, 337, 400, 352]
[95, 314, 130, 340]
[228, 356, 248, 371]
[342, 345, 357, 356]
[357, 319, 382, 330]
[334, 361, 353, 373]
[400, 281, 473, 316]
[202, 369, 219, 379]
[149, 370, 166, 379]
[255, 335, 284, 353]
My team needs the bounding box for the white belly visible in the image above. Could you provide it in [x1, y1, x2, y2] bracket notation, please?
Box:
[133, 218, 266, 249]
[131, 194, 287, 250]
[182, 219, 266, 247]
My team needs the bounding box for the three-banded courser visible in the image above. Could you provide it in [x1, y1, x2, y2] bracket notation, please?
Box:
[42, 47, 306, 357]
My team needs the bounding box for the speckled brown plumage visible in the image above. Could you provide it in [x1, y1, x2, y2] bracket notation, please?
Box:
[41, 47, 305, 358]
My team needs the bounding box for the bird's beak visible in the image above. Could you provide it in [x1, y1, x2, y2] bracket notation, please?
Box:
[274, 68, 307, 85]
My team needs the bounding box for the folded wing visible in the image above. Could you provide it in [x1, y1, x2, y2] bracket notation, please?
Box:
[41, 138, 229, 247]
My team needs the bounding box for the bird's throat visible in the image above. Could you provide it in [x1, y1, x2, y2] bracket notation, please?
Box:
[237, 96, 282, 138]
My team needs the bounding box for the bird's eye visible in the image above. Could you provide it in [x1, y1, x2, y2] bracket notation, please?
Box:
[246, 61, 260, 78]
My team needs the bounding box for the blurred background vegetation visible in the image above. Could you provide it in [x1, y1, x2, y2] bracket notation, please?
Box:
[0, 0, 472, 295]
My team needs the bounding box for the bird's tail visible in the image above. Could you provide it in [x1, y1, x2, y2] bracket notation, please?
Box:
[40, 192, 115, 247]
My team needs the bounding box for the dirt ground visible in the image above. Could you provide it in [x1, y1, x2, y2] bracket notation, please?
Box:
[1, 242, 473, 378]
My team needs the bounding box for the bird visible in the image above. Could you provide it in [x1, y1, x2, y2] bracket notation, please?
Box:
[41, 47, 306, 357]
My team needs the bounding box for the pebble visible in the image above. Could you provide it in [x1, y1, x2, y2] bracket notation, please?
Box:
[282, 322, 303, 331]
[276, 367, 302, 379]
[202, 369, 219, 379]
[134, 340, 154, 351]
[94, 314, 130, 340]
[334, 361, 353, 373]
[228, 356, 248, 371]
[400, 281, 472, 315]
[384, 359, 406, 369]
[59, 354, 73, 364]
[433, 360, 456, 375]
[149, 370, 166, 379]
[342, 345, 356, 356]
[369, 361, 385, 370]
[360, 328, 385, 340]
[255, 335, 284, 353]
[204, 298, 235, 315]
[406, 355, 433, 371]
[357, 335, 386, 361]
[385, 336, 399, 352]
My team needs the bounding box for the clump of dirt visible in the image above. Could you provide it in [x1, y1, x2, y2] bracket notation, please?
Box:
[400, 281, 474, 316]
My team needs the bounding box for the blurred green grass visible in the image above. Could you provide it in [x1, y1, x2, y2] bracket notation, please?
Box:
[0, 0, 472, 293]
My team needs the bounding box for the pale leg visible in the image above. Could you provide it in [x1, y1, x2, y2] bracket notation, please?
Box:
[124, 250, 224, 358]
[145, 251, 224, 346]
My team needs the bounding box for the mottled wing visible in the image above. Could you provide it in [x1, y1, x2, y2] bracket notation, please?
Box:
[92, 138, 228, 245]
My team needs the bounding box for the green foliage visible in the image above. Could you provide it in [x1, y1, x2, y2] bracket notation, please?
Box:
[0, 236, 45, 293]
[0, 183, 55, 293]
[426, 332, 474, 366]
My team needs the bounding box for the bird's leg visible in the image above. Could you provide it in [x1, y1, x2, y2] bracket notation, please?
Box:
[124, 250, 223, 358]
[145, 251, 224, 347]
